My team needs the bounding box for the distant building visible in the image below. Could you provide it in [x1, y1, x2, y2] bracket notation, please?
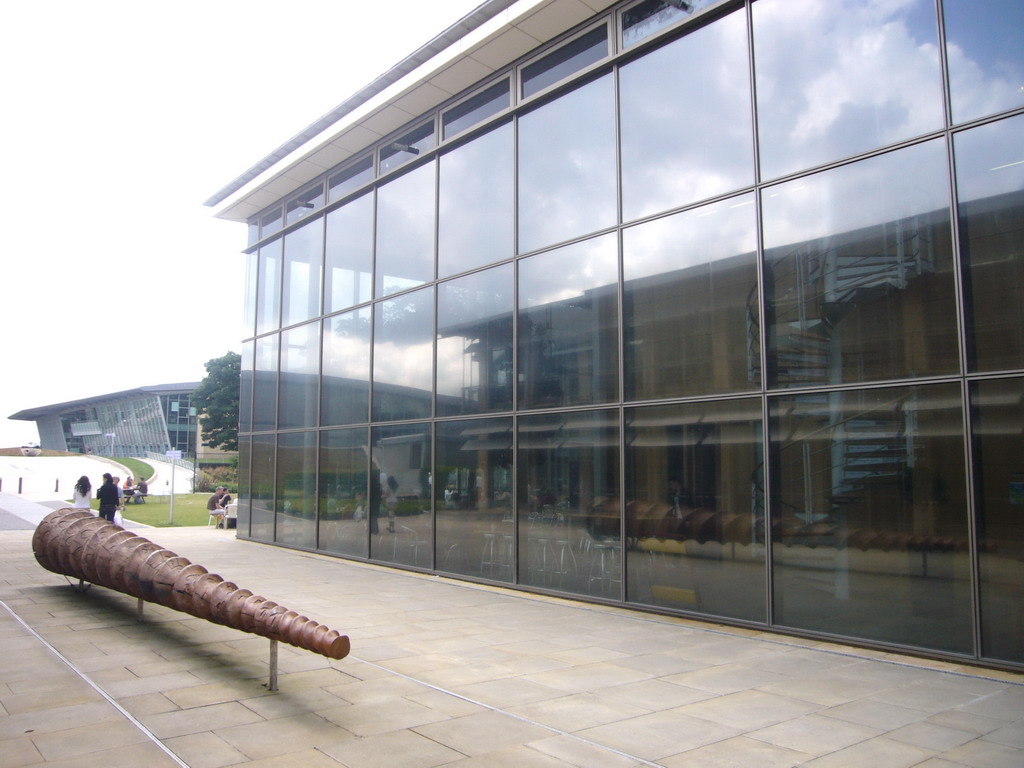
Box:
[208, 0, 1024, 669]
[10, 383, 202, 460]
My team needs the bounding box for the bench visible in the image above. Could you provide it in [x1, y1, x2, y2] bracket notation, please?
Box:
[210, 501, 238, 529]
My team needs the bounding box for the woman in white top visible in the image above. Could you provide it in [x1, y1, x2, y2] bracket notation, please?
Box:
[71, 476, 93, 510]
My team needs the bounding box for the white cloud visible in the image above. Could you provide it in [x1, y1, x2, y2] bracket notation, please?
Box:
[754, 0, 945, 179]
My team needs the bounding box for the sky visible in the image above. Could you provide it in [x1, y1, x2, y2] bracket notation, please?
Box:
[0, 0, 483, 447]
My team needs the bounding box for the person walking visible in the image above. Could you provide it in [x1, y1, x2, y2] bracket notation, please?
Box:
[71, 476, 92, 510]
[97, 473, 120, 522]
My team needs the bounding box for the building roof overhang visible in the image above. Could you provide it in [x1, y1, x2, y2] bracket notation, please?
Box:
[206, 0, 619, 223]
[9, 383, 201, 422]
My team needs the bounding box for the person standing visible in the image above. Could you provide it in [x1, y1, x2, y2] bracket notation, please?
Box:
[113, 477, 125, 507]
[97, 473, 119, 522]
[71, 476, 92, 510]
[383, 473, 399, 533]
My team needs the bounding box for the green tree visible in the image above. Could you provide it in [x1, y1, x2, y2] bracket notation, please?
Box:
[191, 351, 240, 451]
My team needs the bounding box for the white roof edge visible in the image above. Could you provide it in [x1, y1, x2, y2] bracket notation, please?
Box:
[207, 0, 537, 219]
[209, 0, 623, 223]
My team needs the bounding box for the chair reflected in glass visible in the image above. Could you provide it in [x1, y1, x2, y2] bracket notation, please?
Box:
[480, 529, 514, 580]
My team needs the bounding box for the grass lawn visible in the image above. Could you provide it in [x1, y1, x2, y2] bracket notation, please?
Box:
[118, 458, 155, 483]
[98, 494, 215, 527]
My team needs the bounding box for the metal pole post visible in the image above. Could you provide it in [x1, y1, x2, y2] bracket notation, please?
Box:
[190, 408, 198, 494]
[268, 639, 279, 692]
[169, 464, 176, 525]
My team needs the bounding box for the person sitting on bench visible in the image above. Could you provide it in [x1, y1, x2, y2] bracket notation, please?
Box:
[207, 487, 228, 527]
[133, 478, 149, 503]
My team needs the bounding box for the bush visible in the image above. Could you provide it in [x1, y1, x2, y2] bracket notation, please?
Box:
[194, 465, 237, 493]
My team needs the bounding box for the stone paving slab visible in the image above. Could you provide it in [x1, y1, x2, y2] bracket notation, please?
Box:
[0, 605, 182, 768]
[1, 522, 1022, 767]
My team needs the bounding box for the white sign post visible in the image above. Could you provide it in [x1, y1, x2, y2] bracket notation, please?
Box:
[165, 450, 182, 524]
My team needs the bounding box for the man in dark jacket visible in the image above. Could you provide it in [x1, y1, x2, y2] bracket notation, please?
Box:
[97, 473, 120, 522]
[207, 487, 227, 527]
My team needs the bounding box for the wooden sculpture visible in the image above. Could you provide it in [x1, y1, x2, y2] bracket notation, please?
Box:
[32, 509, 350, 660]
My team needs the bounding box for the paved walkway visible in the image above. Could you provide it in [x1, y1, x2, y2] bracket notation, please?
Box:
[1, 498, 1022, 767]
[0, 455, 196, 504]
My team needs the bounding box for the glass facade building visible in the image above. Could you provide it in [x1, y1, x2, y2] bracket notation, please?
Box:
[10, 384, 200, 459]
[216, 0, 1024, 669]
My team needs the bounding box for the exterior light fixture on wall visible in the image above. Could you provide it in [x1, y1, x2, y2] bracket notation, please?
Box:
[390, 142, 420, 154]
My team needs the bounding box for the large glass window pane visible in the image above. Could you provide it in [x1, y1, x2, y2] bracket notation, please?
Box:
[955, 115, 1024, 373]
[521, 25, 607, 99]
[620, 8, 754, 221]
[622, 0, 719, 47]
[282, 218, 323, 327]
[243, 250, 258, 338]
[438, 123, 514, 278]
[373, 287, 434, 422]
[375, 161, 436, 297]
[753, 0, 944, 181]
[319, 427, 369, 558]
[770, 383, 970, 654]
[971, 378, 1024, 664]
[278, 321, 319, 430]
[321, 308, 371, 426]
[237, 436, 251, 538]
[442, 80, 509, 140]
[437, 264, 514, 417]
[518, 410, 620, 598]
[943, 0, 1024, 125]
[518, 75, 616, 253]
[435, 418, 513, 581]
[252, 334, 278, 432]
[275, 431, 317, 549]
[763, 140, 958, 389]
[624, 194, 758, 400]
[240, 340, 254, 433]
[325, 192, 373, 314]
[251, 434, 275, 542]
[380, 122, 435, 174]
[286, 184, 324, 226]
[371, 423, 432, 568]
[329, 155, 373, 202]
[255, 238, 282, 335]
[260, 207, 283, 238]
[165, 394, 195, 458]
[625, 399, 764, 622]
[518, 235, 618, 410]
